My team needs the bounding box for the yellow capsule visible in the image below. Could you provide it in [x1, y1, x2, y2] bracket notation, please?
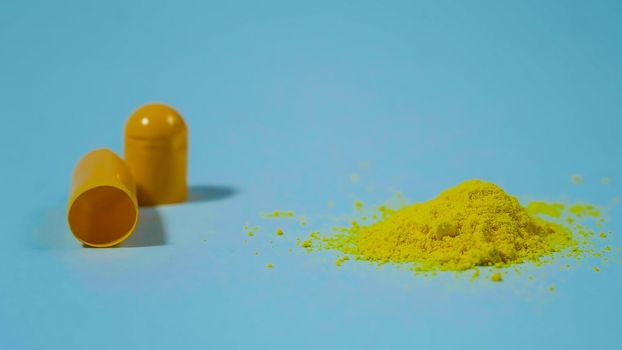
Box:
[67, 149, 138, 247]
[124, 103, 188, 206]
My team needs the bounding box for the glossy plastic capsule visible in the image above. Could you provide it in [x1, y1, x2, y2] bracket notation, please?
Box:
[67, 149, 138, 247]
[124, 103, 188, 206]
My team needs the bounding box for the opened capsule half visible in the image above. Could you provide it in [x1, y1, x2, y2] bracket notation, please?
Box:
[67, 149, 138, 247]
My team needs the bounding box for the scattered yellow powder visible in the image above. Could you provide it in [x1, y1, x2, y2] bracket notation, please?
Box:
[600, 232, 607, 238]
[491, 273, 503, 282]
[266, 263, 273, 269]
[548, 285, 556, 292]
[276, 228, 284, 236]
[594, 266, 600, 272]
[245, 225, 259, 237]
[263, 210, 295, 218]
[571, 174, 583, 185]
[526, 202, 565, 218]
[355, 201, 364, 211]
[335, 256, 350, 266]
[568, 204, 600, 218]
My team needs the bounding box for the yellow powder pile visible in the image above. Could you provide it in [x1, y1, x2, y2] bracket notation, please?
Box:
[254, 178, 614, 281]
[315, 180, 579, 272]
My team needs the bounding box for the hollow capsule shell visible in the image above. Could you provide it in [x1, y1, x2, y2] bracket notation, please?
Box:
[124, 103, 188, 206]
[67, 149, 138, 247]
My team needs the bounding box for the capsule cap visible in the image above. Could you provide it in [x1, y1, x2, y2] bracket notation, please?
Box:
[124, 103, 188, 206]
[67, 149, 138, 247]
[125, 103, 187, 141]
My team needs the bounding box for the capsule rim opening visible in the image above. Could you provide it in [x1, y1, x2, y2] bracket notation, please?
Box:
[68, 185, 138, 247]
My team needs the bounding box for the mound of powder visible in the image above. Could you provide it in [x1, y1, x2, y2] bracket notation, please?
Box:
[321, 179, 574, 271]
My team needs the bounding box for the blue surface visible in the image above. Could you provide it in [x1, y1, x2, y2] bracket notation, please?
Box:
[2, 0, 622, 348]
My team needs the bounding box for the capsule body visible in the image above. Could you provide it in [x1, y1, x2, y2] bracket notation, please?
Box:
[67, 149, 138, 247]
[124, 103, 188, 206]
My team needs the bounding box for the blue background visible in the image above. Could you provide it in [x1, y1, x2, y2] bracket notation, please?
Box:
[1, 0, 621, 348]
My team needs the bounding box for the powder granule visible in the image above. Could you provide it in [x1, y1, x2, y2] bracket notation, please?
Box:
[322, 180, 574, 272]
[490, 273, 503, 282]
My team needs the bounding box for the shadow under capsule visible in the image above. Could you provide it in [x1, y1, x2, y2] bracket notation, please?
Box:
[119, 207, 167, 248]
[117, 184, 237, 247]
[186, 185, 237, 203]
